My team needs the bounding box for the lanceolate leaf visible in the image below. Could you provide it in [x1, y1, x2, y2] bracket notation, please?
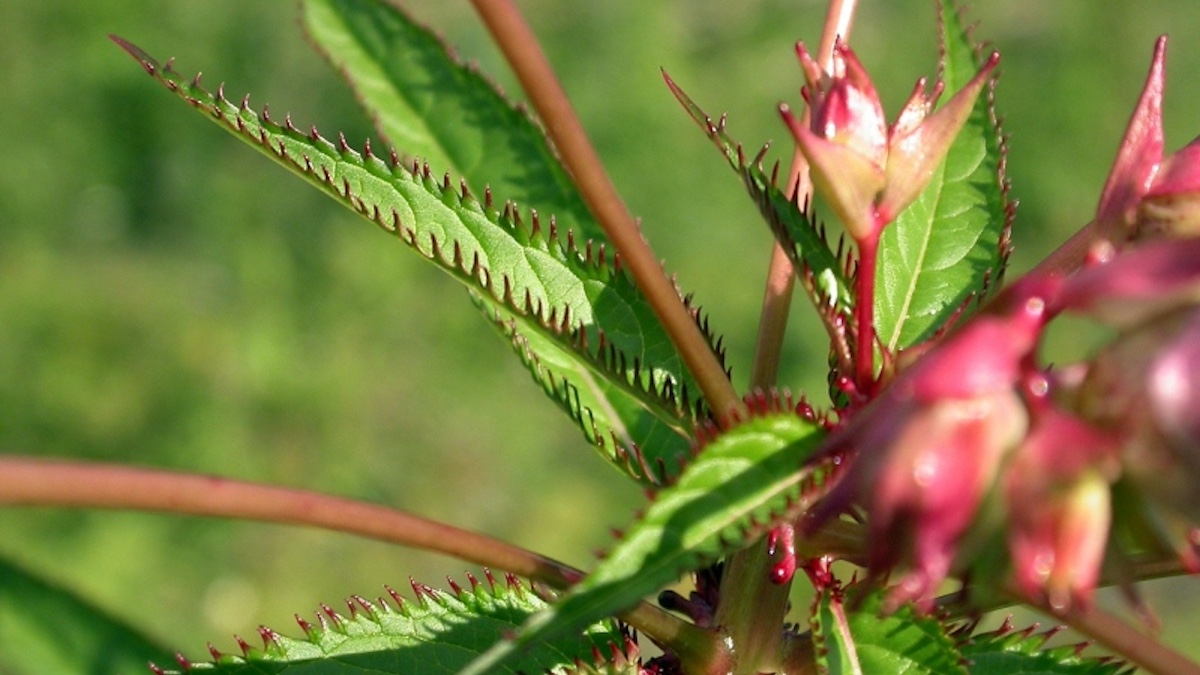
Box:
[874, 1, 1013, 352]
[0, 555, 173, 675]
[300, 0, 599, 243]
[663, 73, 854, 317]
[158, 574, 623, 674]
[114, 38, 707, 483]
[300, 0, 708, 482]
[477, 297, 696, 483]
[461, 401, 834, 675]
[958, 622, 1133, 675]
[811, 588, 966, 675]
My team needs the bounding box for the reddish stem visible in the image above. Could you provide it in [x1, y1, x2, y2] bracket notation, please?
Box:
[1028, 591, 1200, 675]
[750, 0, 856, 391]
[0, 457, 708, 653]
[853, 228, 880, 395]
[468, 0, 743, 427]
[0, 457, 582, 588]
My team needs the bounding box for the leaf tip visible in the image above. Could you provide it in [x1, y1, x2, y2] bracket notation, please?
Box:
[109, 34, 160, 74]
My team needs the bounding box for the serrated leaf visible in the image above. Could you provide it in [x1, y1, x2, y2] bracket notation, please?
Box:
[460, 405, 833, 675]
[0, 554, 173, 675]
[298, 0, 717, 483]
[160, 576, 623, 675]
[959, 623, 1133, 675]
[811, 588, 966, 675]
[115, 38, 708, 483]
[663, 73, 854, 317]
[300, 0, 599, 243]
[477, 296, 695, 483]
[874, 1, 1012, 351]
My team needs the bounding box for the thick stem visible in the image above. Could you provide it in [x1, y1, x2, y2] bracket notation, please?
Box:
[713, 542, 794, 674]
[714, 3, 858, 673]
[468, 0, 742, 427]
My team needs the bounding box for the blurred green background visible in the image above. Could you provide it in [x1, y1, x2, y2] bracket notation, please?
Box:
[2, 0, 1200, 671]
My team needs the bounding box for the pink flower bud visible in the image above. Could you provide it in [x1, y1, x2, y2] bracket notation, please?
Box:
[784, 41, 887, 241]
[808, 306, 1047, 609]
[1139, 136, 1200, 238]
[1004, 408, 1119, 610]
[1095, 37, 1167, 238]
[800, 40, 889, 169]
[873, 388, 1027, 609]
[878, 52, 999, 223]
[784, 41, 998, 242]
[1081, 307, 1200, 523]
[1093, 36, 1200, 242]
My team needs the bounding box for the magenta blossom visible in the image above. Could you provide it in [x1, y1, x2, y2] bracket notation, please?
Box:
[782, 40, 998, 243]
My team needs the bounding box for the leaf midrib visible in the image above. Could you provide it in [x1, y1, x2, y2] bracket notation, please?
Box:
[882, 159, 949, 352]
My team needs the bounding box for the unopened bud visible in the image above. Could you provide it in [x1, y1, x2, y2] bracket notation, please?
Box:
[1138, 136, 1200, 238]
[1004, 409, 1118, 610]
[1082, 306, 1200, 522]
[785, 41, 997, 242]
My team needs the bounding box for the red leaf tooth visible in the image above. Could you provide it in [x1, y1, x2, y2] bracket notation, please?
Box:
[319, 603, 343, 630]
[503, 572, 521, 591]
[294, 613, 316, 638]
[409, 577, 437, 605]
[384, 584, 407, 609]
[257, 626, 283, 651]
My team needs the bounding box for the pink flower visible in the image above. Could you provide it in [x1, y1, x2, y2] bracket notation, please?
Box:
[782, 40, 998, 242]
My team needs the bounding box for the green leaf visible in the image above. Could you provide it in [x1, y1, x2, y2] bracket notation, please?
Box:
[0, 554, 172, 675]
[114, 37, 708, 484]
[300, 0, 600, 243]
[476, 295, 699, 483]
[662, 72, 854, 317]
[959, 622, 1133, 675]
[461, 404, 833, 675]
[160, 574, 623, 674]
[874, 1, 1012, 352]
[299, 0, 709, 483]
[811, 588, 966, 675]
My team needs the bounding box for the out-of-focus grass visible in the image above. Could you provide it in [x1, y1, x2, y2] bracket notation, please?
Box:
[1, 0, 1199, 668]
